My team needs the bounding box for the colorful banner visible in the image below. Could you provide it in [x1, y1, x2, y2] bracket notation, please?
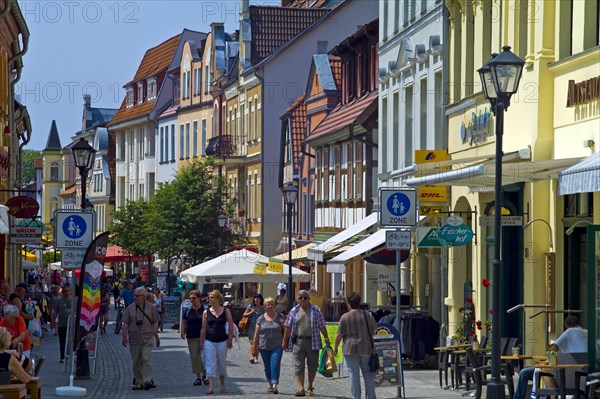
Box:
[253, 262, 267, 275]
[74, 232, 109, 350]
[268, 260, 283, 273]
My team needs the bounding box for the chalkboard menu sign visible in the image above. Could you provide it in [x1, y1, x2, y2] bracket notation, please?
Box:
[162, 296, 181, 328]
[373, 340, 402, 386]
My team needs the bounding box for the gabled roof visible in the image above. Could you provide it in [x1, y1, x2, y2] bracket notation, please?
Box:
[84, 107, 118, 131]
[44, 120, 62, 151]
[108, 34, 182, 127]
[306, 54, 341, 99]
[249, 5, 329, 66]
[281, 95, 306, 174]
[304, 91, 378, 144]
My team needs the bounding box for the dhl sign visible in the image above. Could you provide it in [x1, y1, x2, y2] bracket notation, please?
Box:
[414, 150, 448, 203]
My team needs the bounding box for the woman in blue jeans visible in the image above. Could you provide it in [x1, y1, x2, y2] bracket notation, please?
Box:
[334, 292, 378, 399]
[251, 297, 285, 394]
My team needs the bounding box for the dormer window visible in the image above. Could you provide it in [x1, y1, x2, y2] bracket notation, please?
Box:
[126, 87, 134, 108]
[147, 77, 157, 100]
[137, 82, 144, 104]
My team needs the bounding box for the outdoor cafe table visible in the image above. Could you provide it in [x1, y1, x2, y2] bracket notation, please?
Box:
[501, 354, 547, 370]
[434, 344, 471, 351]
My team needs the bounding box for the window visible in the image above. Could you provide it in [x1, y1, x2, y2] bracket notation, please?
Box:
[254, 98, 258, 140]
[253, 172, 258, 219]
[137, 82, 144, 104]
[201, 119, 207, 156]
[204, 65, 210, 93]
[50, 162, 59, 181]
[323, 148, 329, 200]
[175, 78, 181, 103]
[194, 68, 201, 96]
[346, 144, 354, 198]
[355, 143, 363, 198]
[240, 104, 245, 143]
[405, 86, 414, 163]
[147, 77, 157, 100]
[249, 100, 253, 141]
[159, 127, 164, 162]
[170, 124, 175, 161]
[126, 87, 134, 108]
[234, 106, 238, 149]
[185, 123, 190, 158]
[334, 146, 341, 200]
[179, 125, 184, 159]
[193, 121, 198, 157]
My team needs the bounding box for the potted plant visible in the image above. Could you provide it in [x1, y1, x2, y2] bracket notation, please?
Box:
[546, 348, 558, 365]
[512, 344, 521, 356]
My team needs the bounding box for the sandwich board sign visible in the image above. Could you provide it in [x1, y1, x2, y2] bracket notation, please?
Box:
[379, 188, 417, 227]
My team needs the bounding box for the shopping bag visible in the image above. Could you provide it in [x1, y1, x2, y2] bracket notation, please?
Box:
[28, 319, 42, 338]
[237, 315, 250, 332]
[324, 345, 337, 373]
[317, 345, 334, 377]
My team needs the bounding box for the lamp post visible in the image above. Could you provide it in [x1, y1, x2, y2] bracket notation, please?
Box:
[70, 137, 95, 380]
[217, 214, 227, 254]
[478, 46, 524, 399]
[282, 183, 298, 311]
[71, 138, 96, 209]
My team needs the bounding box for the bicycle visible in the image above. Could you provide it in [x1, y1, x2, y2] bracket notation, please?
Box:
[114, 300, 125, 334]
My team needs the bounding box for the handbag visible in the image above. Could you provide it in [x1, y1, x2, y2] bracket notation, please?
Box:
[238, 314, 250, 331]
[363, 310, 380, 372]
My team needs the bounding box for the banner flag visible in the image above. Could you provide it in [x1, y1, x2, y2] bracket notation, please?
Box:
[73, 232, 109, 350]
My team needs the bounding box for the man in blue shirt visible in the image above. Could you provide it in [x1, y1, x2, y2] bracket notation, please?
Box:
[118, 281, 135, 307]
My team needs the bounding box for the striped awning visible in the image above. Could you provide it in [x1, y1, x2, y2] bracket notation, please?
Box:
[558, 151, 600, 195]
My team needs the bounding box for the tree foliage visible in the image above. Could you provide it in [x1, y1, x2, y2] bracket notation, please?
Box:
[108, 157, 237, 264]
[21, 149, 41, 184]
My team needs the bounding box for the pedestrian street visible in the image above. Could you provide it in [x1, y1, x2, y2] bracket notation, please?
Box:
[32, 306, 464, 399]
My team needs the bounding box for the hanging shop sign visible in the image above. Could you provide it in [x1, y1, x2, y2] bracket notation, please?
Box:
[6, 196, 39, 218]
[438, 224, 474, 246]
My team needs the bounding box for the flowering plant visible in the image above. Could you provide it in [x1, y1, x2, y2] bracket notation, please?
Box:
[452, 297, 475, 344]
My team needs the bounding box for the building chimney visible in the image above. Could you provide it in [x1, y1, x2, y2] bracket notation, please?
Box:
[83, 94, 91, 108]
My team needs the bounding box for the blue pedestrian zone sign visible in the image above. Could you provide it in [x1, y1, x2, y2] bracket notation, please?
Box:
[379, 188, 417, 227]
[62, 215, 87, 239]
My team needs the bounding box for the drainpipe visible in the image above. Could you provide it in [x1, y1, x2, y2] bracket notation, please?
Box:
[439, 1, 449, 346]
[7, 1, 30, 286]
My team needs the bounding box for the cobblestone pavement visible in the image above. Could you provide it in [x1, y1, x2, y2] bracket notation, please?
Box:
[34, 306, 471, 398]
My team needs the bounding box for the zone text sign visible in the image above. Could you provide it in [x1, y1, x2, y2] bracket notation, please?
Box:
[55, 210, 94, 249]
[379, 188, 418, 227]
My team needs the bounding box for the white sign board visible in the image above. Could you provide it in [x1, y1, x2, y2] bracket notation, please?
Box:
[61, 249, 86, 270]
[379, 188, 418, 227]
[55, 210, 94, 249]
[9, 226, 42, 244]
[385, 231, 411, 250]
[479, 215, 523, 226]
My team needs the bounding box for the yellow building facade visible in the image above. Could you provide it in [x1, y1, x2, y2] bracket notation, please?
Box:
[440, 0, 599, 361]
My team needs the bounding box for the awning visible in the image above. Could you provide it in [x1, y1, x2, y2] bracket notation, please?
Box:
[558, 151, 600, 195]
[406, 152, 581, 188]
[326, 228, 392, 273]
[272, 242, 316, 262]
[307, 212, 379, 262]
[105, 245, 151, 263]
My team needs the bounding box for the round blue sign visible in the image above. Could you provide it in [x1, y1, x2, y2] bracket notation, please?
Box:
[386, 193, 411, 216]
[62, 215, 87, 239]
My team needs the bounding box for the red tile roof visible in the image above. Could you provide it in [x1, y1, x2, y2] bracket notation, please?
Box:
[282, 95, 307, 173]
[249, 6, 329, 65]
[304, 91, 378, 144]
[108, 34, 181, 126]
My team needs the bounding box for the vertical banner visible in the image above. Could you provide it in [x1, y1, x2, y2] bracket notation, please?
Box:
[74, 232, 109, 350]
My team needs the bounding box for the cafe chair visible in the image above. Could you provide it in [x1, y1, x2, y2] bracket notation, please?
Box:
[479, 335, 488, 349]
[437, 349, 450, 388]
[464, 347, 514, 399]
[449, 349, 466, 389]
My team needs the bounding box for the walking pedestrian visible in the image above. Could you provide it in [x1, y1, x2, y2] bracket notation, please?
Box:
[121, 287, 160, 391]
[9, 283, 34, 328]
[243, 293, 264, 364]
[181, 290, 208, 386]
[334, 292, 378, 399]
[99, 288, 110, 335]
[275, 288, 288, 314]
[153, 287, 165, 332]
[118, 281, 135, 307]
[50, 285, 71, 362]
[251, 296, 285, 394]
[282, 289, 330, 397]
[200, 289, 234, 395]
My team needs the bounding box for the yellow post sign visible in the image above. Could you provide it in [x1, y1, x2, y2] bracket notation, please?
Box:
[268, 260, 284, 273]
[253, 262, 267, 275]
[414, 150, 448, 203]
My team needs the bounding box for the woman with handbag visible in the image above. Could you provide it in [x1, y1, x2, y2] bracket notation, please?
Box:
[243, 294, 264, 364]
[251, 297, 285, 394]
[334, 292, 378, 399]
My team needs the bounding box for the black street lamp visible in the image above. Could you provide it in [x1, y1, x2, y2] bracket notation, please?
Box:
[282, 183, 298, 311]
[477, 45, 524, 399]
[71, 138, 96, 209]
[217, 214, 227, 254]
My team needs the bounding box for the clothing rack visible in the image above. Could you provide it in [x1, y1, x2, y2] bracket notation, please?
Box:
[321, 299, 348, 322]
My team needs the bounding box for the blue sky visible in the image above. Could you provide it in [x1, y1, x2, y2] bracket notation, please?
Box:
[18, 0, 278, 150]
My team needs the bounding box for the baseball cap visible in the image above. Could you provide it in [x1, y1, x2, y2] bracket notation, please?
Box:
[16, 283, 28, 292]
